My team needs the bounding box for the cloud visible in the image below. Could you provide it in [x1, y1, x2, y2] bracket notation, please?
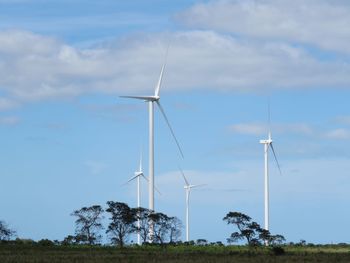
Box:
[229, 123, 266, 135]
[325, 128, 350, 140]
[0, 116, 20, 125]
[335, 116, 350, 125]
[176, 0, 350, 54]
[84, 161, 108, 175]
[156, 168, 258, 205]
[0, 97, 19, 111]
[1, 29, 350, 106]
[228, 122, 314, 136]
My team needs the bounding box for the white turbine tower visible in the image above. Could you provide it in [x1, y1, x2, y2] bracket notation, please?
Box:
[125, 153, 161, 245]
[179, 168, 205, 242]
[259, 105, 282, 245]
[125, 153, 145, 245]
[120, 50, 183, 240]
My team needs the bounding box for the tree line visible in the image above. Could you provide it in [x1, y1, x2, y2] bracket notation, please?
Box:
[65, 201, 182, 247]
[1, 202, 285, 247]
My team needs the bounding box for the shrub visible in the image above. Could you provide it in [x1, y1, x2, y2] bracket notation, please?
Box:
[37, 239, 54, 246]
[271, 246, 285, 256]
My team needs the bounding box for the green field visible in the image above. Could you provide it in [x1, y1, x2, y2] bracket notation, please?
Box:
[2, 244, 350, 263]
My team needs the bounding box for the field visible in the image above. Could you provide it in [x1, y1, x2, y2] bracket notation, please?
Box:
[2, 244, 350, 263]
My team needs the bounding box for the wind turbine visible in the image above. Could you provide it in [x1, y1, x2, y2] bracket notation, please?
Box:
[179, 168, 205, 242]
[124, 152, 161, 245]
[259, 104, 282, 245]
[120, 49, 183, 240]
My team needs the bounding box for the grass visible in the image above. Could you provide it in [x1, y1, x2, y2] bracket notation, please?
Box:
[1, 243, 350, 263]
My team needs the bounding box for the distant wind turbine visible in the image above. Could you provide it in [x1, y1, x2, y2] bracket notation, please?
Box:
[179, 167, 206, 242]
[120, 48, 183, 240]
[259, 103, 282, 245]
[124, 152, 161, 245]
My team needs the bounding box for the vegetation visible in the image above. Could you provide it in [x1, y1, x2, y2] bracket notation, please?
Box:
[1, 204, 350, 262]
[223, 211, 285, 246]
[1, 242, 350, 263]
[105, 201, 136, 247]
[0, 221, 16, 241]
[71, 205, 104, 245]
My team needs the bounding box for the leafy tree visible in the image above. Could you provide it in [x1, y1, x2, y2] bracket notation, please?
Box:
[105, 201, 137, 247]
[61, 235, 76, 245]
[223, 211, 285, 246]
[0, 220, 16, 241]
[134, 207, 152, 244]
[71, 205, 104, 245]
[270, 234, 286, 246]
[223, 212, 255, 244]
[168, 216, 182, 243]
[149, 212, 171, 244]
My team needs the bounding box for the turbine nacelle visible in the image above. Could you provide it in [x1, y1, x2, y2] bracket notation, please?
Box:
[134, 171, 143, 177]
[259, 138, 273, 144]
[119, 95, 160, 102]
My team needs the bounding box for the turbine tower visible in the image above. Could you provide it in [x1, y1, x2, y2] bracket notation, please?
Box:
[120, 50, 183, 240]
[125, 152, 161, 245]
[259, 105, 282, 245]
[179, 168, 205, 242]
[125, 153, 144, 245]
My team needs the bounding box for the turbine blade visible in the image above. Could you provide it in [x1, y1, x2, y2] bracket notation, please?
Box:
[154, 64, 165, 97]
[139, 150, 142, 172]
[156, 101, 184, 158]
[178, 166, 189, 186]
[268, 99, 271, 138]
[270, 143, 282, 176]
[122, 174, 139, 185]
[190, 184, 207, 189]
[154, 185, 162, 196]
[141, 174, 162, 195]
[154, 46, 169, 97]
[120, 95, 155, 101]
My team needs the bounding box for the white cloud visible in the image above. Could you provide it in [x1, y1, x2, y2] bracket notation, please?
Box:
[0, 116, 20, 125]
[1, 29, 350, 106]
[84, 161, 108, 175]
[176, 0, 350, 54]
[325, 128, 350, 140]
[229, 123, 267, 135]
[335, 116, 350, 125]
[0, 97, 19, 111]
[229, 122, 314, 136]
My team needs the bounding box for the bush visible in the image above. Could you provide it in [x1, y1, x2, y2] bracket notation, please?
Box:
[37, 239, 54, 246]
[14, 238, 35, 245]
[270, 246, 285, 256]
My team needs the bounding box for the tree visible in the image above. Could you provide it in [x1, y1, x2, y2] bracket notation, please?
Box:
[223, 211, 285, 246]
[269, 234, 286, 246]
[149, 212, 171, 244]
[105, 201, 136, 247]
[223, 212, 256, 244]
[71, 205, 104, 245]
[0, 221, 16, 241]
[134, 207, 152, 244]
[61, 235, 76, 245]
[168, 216, 182, 243]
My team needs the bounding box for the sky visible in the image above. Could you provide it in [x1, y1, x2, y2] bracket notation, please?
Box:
[1, 0, 350, 244]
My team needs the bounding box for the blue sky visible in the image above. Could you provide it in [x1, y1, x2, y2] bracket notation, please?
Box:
[1, 0, 350, 244]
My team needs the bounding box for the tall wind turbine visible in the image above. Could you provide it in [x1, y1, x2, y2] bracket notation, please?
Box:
[125, 153, 144, 245]
[259, 104, 282, 244]
[179, 168, 205, 242]
[120, 50, 183, 239]
[125, 153, 161, 245]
